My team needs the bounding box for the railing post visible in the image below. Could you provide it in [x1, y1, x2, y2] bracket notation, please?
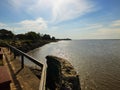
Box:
[21, 55, 24, 68]
[9, 47, 12, 55]
[14, 52, 16, 59]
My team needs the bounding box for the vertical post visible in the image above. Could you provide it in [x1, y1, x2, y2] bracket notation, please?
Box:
[9, 47, 12, 55]
[14, 52, 16, 59]
[13, 49, 16, 59]
[21, 55, 24, 68]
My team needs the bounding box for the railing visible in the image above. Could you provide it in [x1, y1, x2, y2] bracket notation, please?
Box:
[7, 45, 46, 90]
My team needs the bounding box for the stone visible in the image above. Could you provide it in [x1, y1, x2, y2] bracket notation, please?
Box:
[46, 55, 81, 90]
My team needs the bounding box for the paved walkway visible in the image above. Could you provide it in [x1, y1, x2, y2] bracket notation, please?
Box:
[2, 48, 40, 90]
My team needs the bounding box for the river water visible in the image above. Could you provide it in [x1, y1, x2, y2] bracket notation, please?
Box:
[27, 40, 120, 90]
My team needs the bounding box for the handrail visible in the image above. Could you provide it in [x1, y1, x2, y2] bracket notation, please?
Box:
[39, 64, 46, 90]
[8, 45, 43, 67]
[7, 45, 46, 90]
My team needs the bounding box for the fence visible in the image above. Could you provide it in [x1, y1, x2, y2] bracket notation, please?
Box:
[7, 45, 46, 90]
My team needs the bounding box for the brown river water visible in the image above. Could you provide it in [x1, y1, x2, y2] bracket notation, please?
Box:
[26, 40, 120, 90]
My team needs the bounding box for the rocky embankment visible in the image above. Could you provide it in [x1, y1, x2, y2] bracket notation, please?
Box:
[46, 55, 81, 90]
[2, 40, 57, 53]
[12, 40, 53, 52]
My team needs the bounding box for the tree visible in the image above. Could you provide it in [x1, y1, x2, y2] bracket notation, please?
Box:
[42, 34, 51, 40]
[52, 36, 55, 40]
[15, 34, 26, 40]
[25, 31, 41, 41]
[0, 29, 14, 39]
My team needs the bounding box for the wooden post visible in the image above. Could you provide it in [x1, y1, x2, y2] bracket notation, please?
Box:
[21, 55, 24, 68]
[0, 51, 3, 60]
[0, 48, 2, 59]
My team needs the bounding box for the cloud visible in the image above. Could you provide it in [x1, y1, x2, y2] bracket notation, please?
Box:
[80, 23, 120, 39]
[9, 0, 36, 10]
[51, 0, 95, 23]
[93, 28, 120, 36]
[18, 18, 47, 32]
[0, 23, 7, 27]
[78, 24, 103, 31]
[66, 21, 120, 39]
[0, 18, 48, 34]
[0, 23, 12, 30]
[9, 0, 96, 23]
[111, 20, 120, 27]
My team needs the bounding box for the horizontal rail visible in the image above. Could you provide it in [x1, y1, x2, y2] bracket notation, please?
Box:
[7, 45, 46, 90]
[8, 45, 43, 67]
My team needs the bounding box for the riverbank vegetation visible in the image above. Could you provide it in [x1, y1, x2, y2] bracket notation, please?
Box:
[0, 29, 56, 41]
[0, 29, 57, 52]
[0, 29, 71, 52]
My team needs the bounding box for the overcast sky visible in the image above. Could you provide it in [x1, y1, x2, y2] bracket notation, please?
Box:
[0, 0, 120, 39]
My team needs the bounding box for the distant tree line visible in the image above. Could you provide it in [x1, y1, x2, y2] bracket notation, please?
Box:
[0, 29, 56, 41]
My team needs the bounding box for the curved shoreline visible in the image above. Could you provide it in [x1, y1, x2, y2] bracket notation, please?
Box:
[14, 40, 57, 53]
[0, 40, 58, 53]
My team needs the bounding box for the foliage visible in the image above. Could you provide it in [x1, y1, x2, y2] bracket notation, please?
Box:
[52, 36, 55, 40]
[25, 31, 41, 40]
[0, 29, 56, 41]
[0, 29, 14, 39]
[42, 34, 51, 40]
[15, 34, 26, 40]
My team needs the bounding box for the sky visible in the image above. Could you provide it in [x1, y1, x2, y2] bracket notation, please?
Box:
[0, 0, 120, 39]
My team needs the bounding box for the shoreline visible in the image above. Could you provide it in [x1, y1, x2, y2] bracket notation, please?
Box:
[0, 40, 58, 53]
[1, 40, 81, 89]
[13, 40, 58, 53]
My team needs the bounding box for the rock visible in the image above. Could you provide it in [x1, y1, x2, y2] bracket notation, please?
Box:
[46, 55, 81, 90]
